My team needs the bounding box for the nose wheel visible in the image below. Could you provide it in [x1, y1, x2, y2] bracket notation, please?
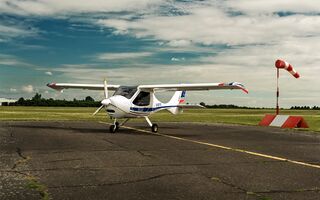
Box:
[109, 122, 119, 133]
[109, 119, 130, 133]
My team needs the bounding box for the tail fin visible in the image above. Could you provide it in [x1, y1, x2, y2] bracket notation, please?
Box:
[167, 91, 186, 115]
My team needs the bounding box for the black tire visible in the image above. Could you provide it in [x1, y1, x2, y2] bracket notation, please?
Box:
[115, 122, 120, 130]
[109, 125, 117, 133]
[151, 124, 158, 133]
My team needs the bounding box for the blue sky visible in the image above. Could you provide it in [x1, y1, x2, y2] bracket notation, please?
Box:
[0, 0, 319, 107]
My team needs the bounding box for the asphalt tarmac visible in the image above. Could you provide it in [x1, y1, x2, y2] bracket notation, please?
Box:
[0, 121, 319, 200]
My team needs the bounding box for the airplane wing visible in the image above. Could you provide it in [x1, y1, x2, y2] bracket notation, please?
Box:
[139, 82, 248, 93]
[177, 104, 206, 109]
[47, 83, 120, 91]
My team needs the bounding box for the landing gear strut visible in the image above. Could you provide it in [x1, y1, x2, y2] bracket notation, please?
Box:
[145, 116, 158, 133]
[109, 119, 129, 133]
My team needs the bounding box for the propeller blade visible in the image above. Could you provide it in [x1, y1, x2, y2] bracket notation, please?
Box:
[92, 105, 104, 116]
[104, 78, 108, 99]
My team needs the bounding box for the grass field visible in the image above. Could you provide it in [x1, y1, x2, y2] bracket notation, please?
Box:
[0, 106, 319, 132]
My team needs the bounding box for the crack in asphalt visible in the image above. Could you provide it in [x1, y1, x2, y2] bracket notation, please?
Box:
[11, 147, 29, 169]
[45, 158, 83, 163]
[102, 138, 128, 149]
[254, 187, 320, 194]
[2, 125, 51, 200]
[48, 172, 195, 189]
[137, 150, 153, 157]
[210, 176, 247, 193]
[209, 176, 273, 200]
[16, 147, 27, 159]
[209, 176, 320, 199]
[2, 160, 290, 172]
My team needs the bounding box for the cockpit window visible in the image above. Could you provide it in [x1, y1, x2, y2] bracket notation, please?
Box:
[113, 86, 137, 99]
[133, 91, 150, 106]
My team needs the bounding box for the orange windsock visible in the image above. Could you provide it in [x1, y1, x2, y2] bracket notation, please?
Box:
[275, 59, 300, 78]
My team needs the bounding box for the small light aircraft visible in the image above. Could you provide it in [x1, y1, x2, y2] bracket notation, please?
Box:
[47, 81, 248, 133]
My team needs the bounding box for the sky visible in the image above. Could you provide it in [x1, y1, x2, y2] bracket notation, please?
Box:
[0, 0, 319, 107]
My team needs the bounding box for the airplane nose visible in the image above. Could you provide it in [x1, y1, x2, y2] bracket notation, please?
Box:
[101, 99, 111, 106]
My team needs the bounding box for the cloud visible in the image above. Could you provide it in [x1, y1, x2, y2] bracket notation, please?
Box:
[226, 0, 320, 14]
[0, 0, 163, 16]
[171, 57, 185, 62]
[0, 54, 36, 67]
[97, 52, 153, 60]
[99, 9, 320, 46]
[10, 88, 17, 92]
[45, 71, 53, 76]
[0, 23, 37, 42]
[22, 85, 34, 93]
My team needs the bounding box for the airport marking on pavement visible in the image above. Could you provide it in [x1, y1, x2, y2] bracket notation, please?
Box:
[99, 121, 320, 170]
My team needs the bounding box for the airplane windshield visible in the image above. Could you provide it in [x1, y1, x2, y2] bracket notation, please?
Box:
[113, 86, 137, 99]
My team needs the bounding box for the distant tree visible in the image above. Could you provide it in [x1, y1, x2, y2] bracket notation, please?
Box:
[17, 97, 25, 105]
[85, 96, 95, 102]
[32, 93, 42, 101]
[199, 102, 206, 107]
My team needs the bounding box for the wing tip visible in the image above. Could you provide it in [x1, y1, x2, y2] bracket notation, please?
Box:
[228, 82, 249, 94]
[241, 87, 249, 94]
[47, 83, 61, 91]
[236, 85, 249, 94]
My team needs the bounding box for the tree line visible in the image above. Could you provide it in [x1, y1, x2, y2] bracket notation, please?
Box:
[11, 93, 101, 107]
[290, 106, 320, 110]
[3, 93, 319, 109]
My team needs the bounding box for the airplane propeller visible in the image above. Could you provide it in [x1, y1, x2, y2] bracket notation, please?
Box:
[92, 79, 111, 116]
[104, 79, 108, 99]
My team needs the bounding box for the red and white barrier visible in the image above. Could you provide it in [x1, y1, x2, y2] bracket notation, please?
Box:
[259, 114, 308, 128]
[275, 59, 300, 78]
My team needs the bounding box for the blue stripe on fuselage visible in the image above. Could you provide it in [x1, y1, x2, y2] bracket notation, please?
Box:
[130, 105, 177, 113]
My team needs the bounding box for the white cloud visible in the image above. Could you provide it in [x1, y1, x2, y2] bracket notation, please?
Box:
[0, 23, 37, 42]
[97, 52, 153, 60]
[99, 9, 320, 46]
[167, 40, 192, 47]
[45, 71, 53, 76]
[9, 88, 17, 92]
[22, 85, 34, 93]
[0, 0, 163, 16]
[171, 57, 185, 62]
[0, 54, 36, 67]
[226, 0, 320, 14]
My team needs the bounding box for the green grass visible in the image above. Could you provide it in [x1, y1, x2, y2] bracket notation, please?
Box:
[26, 176, 50, 200]
[0, 106, 319, 132]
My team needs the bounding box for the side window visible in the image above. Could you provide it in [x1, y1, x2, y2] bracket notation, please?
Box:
[133, 91, 150, 106]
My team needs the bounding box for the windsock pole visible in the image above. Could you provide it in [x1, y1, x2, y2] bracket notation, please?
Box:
[274, 59, 300, 115]
[276, 68, 279, 115]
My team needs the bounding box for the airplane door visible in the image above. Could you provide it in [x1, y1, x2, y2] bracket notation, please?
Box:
[133, 91, 151, 106]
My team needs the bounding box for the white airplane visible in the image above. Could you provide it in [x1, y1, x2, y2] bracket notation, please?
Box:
[47, 81, 248, 133]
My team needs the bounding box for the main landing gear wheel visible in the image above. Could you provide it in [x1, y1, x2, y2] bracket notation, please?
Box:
[115, 122, 120, 131]
[151, 124, 158, 133]
[109, 125, 117, 133]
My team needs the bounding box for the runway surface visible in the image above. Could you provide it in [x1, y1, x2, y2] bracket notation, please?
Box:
[1, 121, 319, 200]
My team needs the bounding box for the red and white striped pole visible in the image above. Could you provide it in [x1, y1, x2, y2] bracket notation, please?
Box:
[276, 68, 279, 115]
[275, 59, 300, 115]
